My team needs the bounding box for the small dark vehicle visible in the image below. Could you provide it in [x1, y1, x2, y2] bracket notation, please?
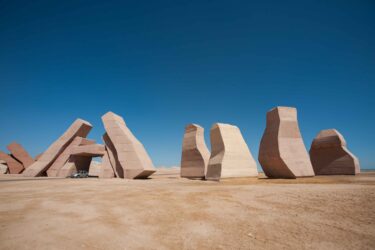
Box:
[70, 170, 89, 178]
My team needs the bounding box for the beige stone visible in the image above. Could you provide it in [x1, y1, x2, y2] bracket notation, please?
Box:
[88, 161, 101, 176]
[102, 112, 156, 179]
[258, 107, 315, 178]
[0, 163, 8, 174]
[98, 150, 115, 178]
[34, 153, 43, 161]
[7, 142, 35, 168]
[23, 119, 92, 177]
[310, 129, 360, 175]
[102, 133, 123, 178]
[180, 124, 209, 179]
[70, 144, 105, 157]
[206, 123, 258, 181]
[0, 151, 24, 174]
[47, 137, 95, 177]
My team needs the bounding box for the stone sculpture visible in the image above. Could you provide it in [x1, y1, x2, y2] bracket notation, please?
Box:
[23, 119, 92, 177]
[46, 137, 95, 177]
[98, 151, 115, 178]
[258, 106, 315, 178]
[206, 123, 258, 181]
[0, 151, 24, 174]
[102, 133, 123, 178]
[102, 112, 156, 179]
[180, 124, 210, 179]
[57, 156, 92, 177]
[310, 129, 360, 175]
[70, 144, 106, 157]
[7, 142, 35, 168]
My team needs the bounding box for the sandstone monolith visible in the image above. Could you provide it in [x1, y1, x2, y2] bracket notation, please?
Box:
[0, 151, 24, 174]
[206, 123, 258, 181]
[102, 112, 156, 179]
[310, 129, 360, 175]
[180, 124, 210, 179]
[23, 119, 92, 177]
[7, 142, 35, 168]
[258, 107, 314, 178]
[98, 151, 115, 178]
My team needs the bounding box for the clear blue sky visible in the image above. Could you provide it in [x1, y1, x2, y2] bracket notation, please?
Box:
[0, 0, 374, 169]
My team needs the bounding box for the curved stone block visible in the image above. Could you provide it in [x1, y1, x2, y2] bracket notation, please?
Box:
[258, 107, 314, 178]
[180, 124, 210, 179]
[206, 123, 258, 181]
[0, 151, 24, 174]
[7, 142, 35, 168]
[310, 129, 360, 175]
[102, 112, 155, 179]
[23, 119, 92, 177]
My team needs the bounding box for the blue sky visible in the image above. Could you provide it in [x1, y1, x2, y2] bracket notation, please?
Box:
[0, 0, 374, 169]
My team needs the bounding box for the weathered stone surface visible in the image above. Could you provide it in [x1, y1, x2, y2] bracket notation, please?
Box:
[99, 150, 115, 178]
[7, 142, 35, 168]
[206, 123, 258, 181]
[57, 155, 92, 177]
[70, 144, 106, 157]
[310, 129, 360, 175]
[258, 107, 314, 178]
[102, 112, 156, 179]
[102, 133, 123, 178]
[180, 124, 210, 179]
[0, 151, 24, 174]
[0, 163, 8, 174]
[23, 119, 92, 177]
[47, 137, 95, 177]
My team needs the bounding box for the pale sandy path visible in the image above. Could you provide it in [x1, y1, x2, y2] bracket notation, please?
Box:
[0, 172, 374, 250]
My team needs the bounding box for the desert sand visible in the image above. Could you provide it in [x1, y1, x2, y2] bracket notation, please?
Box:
[0, 171, 374, 250]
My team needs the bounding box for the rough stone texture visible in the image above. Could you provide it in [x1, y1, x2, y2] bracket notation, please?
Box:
[180, 124, 210, 179]
[0, 151, 24, 174]
[23, 119, 93, 177]
[0, 163, 8, 174]
[70, 144, 106, 157]
[99, 151, 115, 178]
[310, 129, 360, 175]
[206, 123, 258, 181]
[258, 106, 315, 178]
[102, 133, 123, 178]
[46, 137, 95, 177]
[58, 156, 92, 177]
[7, 142, 35, 168]
[102, 112, 156, 179]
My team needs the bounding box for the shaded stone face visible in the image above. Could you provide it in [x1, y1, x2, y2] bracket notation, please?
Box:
[98, 150, 115, 178]
[205, 123, 258, 181]
[0, 151, 24, 174]
[7, 142, 35, 168]
[258, 107, 315, 178]
[46, 137, 95, 177]
[101, 112, 156, 179]
[310, 129, 360, 175]
[57, 155, 92, 177]
[180, 124, 210, 179]
[0, 163, 9, 174]
[23, 119, 93, 177]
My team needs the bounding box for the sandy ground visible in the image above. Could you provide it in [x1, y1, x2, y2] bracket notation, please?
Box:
[0, 171, 374, 250]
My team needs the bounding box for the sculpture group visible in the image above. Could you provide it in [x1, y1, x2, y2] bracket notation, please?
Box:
[0, 107, 361, 180]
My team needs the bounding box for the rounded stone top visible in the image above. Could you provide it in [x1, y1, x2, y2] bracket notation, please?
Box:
[185, 123, 203, 131]
[266, 106, 297, 122]
[311, 129, 347, 148]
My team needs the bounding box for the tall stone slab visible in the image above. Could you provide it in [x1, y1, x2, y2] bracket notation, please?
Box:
[99, 151, 115, 178]
[0, 151, 24, 174]
[206, 123, 258, 181]
[23, 119, 93, 177]
[102, 133, 123, 178]
[7, 142, 35, 168]
[46, 137, 95, 177]
[102, 112, 156, 179]
[310, 129, 360, 175]
[180, 124, 210, 179]
[258, 107, 315, 178]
